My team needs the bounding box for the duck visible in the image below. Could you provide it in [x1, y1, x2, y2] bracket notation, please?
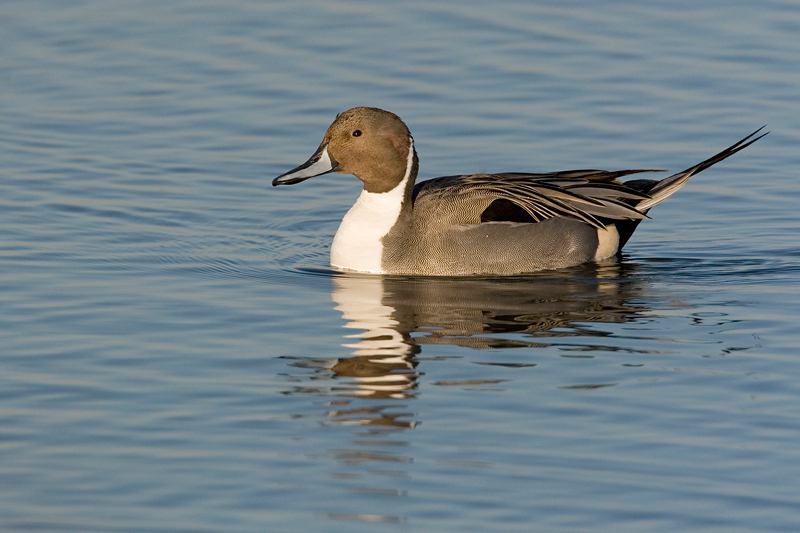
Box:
[273, 107, 765, 276]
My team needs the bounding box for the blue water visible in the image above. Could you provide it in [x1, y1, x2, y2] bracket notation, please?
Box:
[2, 0, 800, 531]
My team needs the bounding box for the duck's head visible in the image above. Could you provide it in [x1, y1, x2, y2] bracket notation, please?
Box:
[272, 107, 415, 194]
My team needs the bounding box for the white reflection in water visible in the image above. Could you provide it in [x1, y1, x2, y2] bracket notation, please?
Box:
[283, 261, 665, 412]
[281, 261, 684, 524]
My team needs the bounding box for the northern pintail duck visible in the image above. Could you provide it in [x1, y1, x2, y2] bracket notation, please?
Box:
[273, 107, 765, 275]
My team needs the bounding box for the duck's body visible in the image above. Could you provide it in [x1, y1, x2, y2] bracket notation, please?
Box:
[273, 107, 765, 276]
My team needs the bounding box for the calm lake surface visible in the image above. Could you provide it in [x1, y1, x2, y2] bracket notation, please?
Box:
[2, 0, 800, 531]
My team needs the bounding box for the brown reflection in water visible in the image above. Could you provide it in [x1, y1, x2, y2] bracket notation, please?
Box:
[321, 405, 417, 429]
[283, 261, 652, 408]
[283, 261, 654, 524]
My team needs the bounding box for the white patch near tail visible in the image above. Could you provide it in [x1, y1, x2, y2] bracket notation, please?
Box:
[595, 225, 620, 261]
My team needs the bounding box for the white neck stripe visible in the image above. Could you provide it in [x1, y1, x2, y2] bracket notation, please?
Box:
[329, 137, 415, 273]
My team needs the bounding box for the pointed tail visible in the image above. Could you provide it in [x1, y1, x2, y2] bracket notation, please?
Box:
[635, 126, 768, 212]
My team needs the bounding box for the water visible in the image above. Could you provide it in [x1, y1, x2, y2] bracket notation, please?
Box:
[2, 0, 800, 531]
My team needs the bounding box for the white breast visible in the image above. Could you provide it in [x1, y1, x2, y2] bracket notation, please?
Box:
[330, 140, 415, 274]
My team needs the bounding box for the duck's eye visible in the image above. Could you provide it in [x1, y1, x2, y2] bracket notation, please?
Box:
[352, 130, 362, 137]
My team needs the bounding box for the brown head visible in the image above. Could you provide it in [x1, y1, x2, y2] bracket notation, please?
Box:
[273, 107, 415, 193]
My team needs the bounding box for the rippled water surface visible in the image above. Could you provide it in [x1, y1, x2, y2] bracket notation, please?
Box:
[2, 1, 800, 531]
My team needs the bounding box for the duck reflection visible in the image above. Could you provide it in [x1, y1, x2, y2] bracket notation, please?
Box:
[283, 261, 653, 524]
[284, 259, 649, 405]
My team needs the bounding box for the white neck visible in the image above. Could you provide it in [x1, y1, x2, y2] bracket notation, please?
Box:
[330, 139, 415, 274]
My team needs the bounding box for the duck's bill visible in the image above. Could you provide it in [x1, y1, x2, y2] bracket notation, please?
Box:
[272, 144, 338, 186]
